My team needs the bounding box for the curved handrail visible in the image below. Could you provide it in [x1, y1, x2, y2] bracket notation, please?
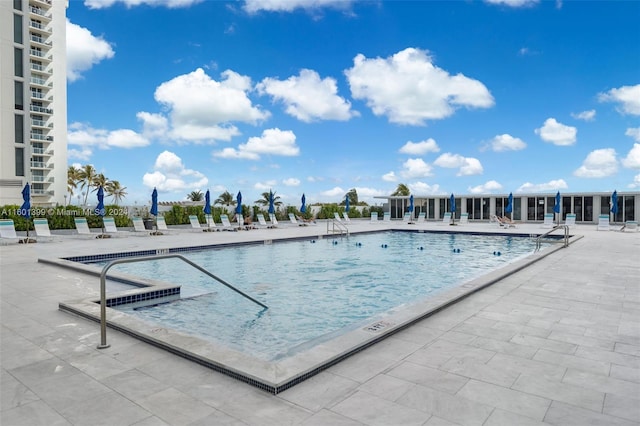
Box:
[535, 225, 569, 251]
[327, 219, 349, 236]
[98, 253, 267, 349]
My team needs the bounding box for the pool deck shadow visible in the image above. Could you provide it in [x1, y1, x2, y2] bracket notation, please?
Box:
[1, 220, 639, 425]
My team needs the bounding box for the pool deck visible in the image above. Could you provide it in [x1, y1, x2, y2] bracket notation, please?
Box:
[1, 220, 639, 425]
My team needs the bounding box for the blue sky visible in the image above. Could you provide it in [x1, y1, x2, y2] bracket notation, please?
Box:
[65, 0, 640, 207]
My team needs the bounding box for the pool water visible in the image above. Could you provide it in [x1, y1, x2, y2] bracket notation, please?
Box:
[100, 231, 545, 361]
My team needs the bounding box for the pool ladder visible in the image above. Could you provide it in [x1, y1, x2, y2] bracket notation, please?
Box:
[535, 224, 570, 251]
[97, 253, 267, 349]
[327, 218, 349, 236]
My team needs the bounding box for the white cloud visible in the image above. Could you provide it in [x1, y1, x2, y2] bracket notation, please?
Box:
[137, 112, 169, 140]
[468, 180, 503, 194]
[629, 174, 640, 189]
[573, 148, 618, 178]
[67, 148, 93, 161]
[67, 123, 150, 155]
[154, 68, 269, 143]
[516, 179, 568, 193]
[282, 178, 301, 186]
[598, 84, 640, 116]
[433, 153, 483, 176]
[489, 134, 526, 152]
[66, 20, 115, 82]
[382, 171, 397, 182]
[399, 138, 440, 155]
[345, 48, 494, 125]
[320, 186, 346, 200]
[535, 118, 577, 146]
[257, 69, 358, 122]
[400, 158, 434, 179]
[213, 128, 299, 160]
[409, 182, 443, 195]
[626, 127, 640, 143]
[142, 151, 208, 192]
[571, 110, 596, 121]
[622, 144, 640, 169]
[484, 0, 539, 7]
[243, 0, 353, 13]
[84, 0, 203, 9]
[254, 180, 278, 191]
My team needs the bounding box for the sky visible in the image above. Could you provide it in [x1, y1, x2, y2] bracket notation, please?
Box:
[64, 0, 640, 207]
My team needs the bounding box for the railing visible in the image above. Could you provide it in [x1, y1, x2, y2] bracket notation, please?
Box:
[535, 225, 570, 251]
[326, 219, 349, 236]
[97, 254, 268, 349]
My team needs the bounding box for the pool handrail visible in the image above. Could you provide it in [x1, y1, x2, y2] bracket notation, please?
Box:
[535, 224, 569, 251]
[97, 253, 268, 349]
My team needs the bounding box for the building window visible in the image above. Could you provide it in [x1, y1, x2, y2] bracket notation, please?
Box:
[15, 114, 24, 143]
[623, 196, 635, 222]
[15, 148, 25, 177]
[14, 47, 23, 77]
[14, 0, 22, 11]
[14, 81, 24, 110]
[14, 14, 23, 44]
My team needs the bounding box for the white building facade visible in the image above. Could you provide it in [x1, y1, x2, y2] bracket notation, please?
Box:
[377, 191, 639, 224]
[0, 0, 67, 206]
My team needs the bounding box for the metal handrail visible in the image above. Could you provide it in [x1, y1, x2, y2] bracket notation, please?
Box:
[535, 224, 569, 251]
[326, 219, 349, 236]
[97, 253, 267, 349]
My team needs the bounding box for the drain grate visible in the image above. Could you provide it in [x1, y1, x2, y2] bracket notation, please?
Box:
[364, 321, 393, 333]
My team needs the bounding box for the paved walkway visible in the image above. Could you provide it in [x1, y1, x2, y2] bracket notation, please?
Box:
[1, 220, 639, 425]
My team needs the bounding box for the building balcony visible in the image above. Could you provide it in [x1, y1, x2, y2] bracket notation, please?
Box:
[31, 147, 53, 156]
[29, 21, 51, 35]
[32, 176, 54, 183]
[30, 62, 51, 74]
[32, 189, 54, 196]
[30, 104, 53, 114]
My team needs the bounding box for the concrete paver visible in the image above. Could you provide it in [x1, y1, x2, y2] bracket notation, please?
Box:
[1, 220, 639, 425]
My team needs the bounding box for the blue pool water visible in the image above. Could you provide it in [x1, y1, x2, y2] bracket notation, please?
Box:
[99, 231, 546, 360]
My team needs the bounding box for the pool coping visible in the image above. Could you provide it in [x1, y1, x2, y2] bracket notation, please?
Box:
[41, 230, 582, 394]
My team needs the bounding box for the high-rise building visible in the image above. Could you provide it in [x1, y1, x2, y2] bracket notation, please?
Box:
[1, 0, 67, 206]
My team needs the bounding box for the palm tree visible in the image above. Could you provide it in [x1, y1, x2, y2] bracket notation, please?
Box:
[187, 190, 203, 202]
[392, 183, 410, 196]
[255, 191, 282, 207]
[215, 190, 235, 207]
[345, 188, 359, 206]
[92, 173, 109, 193]
[78, 164, 97, 205]
[106, 180, 127, 205]
[67, 166, 81, 203]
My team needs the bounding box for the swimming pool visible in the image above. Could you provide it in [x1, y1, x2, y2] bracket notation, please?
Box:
[91, 231, 545, 361]
[52, 229, 565, 393]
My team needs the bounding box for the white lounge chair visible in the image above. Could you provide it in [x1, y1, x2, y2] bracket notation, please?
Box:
[131, 217, 151, 235]
[334, 212, 343, 222]
[33, 218, 54, 241]
[342, 212, 351, 223]
[440, 212, 452, 225]
[269, 213, 279, 228]
[189, 215, 204, 232]
[256, 213, 273, 229]
[382, 212, 391, 223]
[542, 213, 554, 228]
[289, 213, 303, 226]
[621, 221, 638, 232]
[459, 213, 469, 225]
[156, 216, 173, 234]
[103, 216, 130, 236]
[597, 214, 610, 231]
[403, 212, 414, 223]
[564, 213, 576, 226]
[417, 212, 426, 222]
[219, 214, 237, 231]
[204, 214, 219, 232]
[73, 217, 94, 237]
[0, 219, 23, 244]
[370, 212, 378, 223]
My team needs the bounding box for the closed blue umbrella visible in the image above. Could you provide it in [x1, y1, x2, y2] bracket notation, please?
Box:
[345, 195, 350, 212]
[18, 183, 31, 219]
[505, 192, 513, 214]
[203, 190, 211, 215]
[96, 186, 105, 217]
[150, 188, 158, 216]
[300, 193, 306, 213]
[96, 186, 106, 235]
[408, 194, 414, 223]
[235, 191, 242, 215]
[450, 193, 456, 225]
[554, 191, 561, 225]
[611, 190, 618, 221]
[268, 190, 275, 214]
[18, 183, 31, 241]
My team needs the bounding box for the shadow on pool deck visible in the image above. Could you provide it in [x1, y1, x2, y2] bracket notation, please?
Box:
[1, 221, 639, 425]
